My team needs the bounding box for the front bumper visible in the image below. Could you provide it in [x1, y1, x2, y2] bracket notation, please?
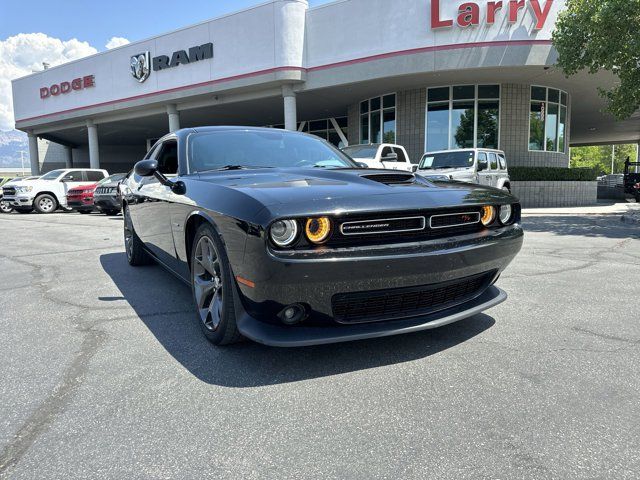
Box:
[237, 285, 506, 347]
[3, 195, 33, 207]
[232, 224, 523, 346]
[94, 195, 120, 210]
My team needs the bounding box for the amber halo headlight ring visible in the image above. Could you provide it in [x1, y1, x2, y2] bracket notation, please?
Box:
[269, 219, 299, 247]
[480, 205, 497, 227]
[498, 204, 514, 225]
[305, 217, 332, 244]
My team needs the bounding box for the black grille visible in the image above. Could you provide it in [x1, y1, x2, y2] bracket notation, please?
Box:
[3, 187, 16, 196]
[341, 216, 425, 235]
[361, 173, 415, 185]
[95, 186, 116, 195]
[332, 272, 493, 324]
[430, 212, 480, 229]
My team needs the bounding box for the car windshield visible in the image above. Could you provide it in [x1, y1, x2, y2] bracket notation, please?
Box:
[99, 173, 126, 185]
[39, 169, 65, 180]
[188, 130, 356, 173]
[341, 145, 378, 159]
[419, 151, 475, 170]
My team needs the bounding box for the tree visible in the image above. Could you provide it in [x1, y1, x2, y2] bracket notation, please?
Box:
[552, 0, 640, 119]
[570, 144, 638, 174]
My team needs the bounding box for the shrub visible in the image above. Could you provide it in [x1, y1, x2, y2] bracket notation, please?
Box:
[509, 167, 598, 182]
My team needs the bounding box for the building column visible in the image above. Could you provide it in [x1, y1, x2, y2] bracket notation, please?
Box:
[64, 145, 73, 168]
[167, 104, 180, 132]
[86, 119, 100, 169]
[27, 132, 40, 175]
[282, 85, 297, 131]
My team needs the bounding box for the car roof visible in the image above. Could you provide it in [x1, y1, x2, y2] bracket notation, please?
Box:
[422, 148, 505, 155]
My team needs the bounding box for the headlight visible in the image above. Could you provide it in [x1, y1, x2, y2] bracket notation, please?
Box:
[480, 206, 496, 227]
[270, 220, 299, 247]
[305, 217, 332, 244]
[15, 186, 33, 193]
[499, 205, 514, 225]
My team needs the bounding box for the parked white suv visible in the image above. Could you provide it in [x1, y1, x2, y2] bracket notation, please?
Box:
[2, 168, 108, 214]
[341, 144, 415, 171]
[417, 148, 511, 191]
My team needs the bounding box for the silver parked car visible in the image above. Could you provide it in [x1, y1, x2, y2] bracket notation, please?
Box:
[417, 148, 511, 191]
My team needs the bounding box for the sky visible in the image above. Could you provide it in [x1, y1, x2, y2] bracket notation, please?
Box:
[0, 0, 333, 131]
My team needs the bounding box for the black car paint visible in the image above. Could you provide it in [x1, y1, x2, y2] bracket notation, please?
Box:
[123, 127, 523, 346]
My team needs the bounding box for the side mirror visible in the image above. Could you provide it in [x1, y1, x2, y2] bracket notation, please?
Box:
[134, 159, 158, 177]
[411, 165, 418, 173]
[61, 176, 73, 182]
[478, 160, 488, 172]
[133, 159, 185, 195]
[356, 162, 369, 169]
[382, 153, 398, 162]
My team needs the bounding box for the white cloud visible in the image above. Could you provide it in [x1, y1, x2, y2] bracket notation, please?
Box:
[105, 36, 130, 49]
[0, 33, 97, 131]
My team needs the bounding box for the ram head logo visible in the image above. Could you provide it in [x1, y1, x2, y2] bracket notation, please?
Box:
[130, 52, 151, 83]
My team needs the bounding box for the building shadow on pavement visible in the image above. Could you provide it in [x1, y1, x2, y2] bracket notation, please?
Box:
[100, 252, 495, 387]
[522, 214, 639, 239]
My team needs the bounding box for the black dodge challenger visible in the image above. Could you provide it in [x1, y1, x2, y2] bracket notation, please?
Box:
[122, 127, 523, 347]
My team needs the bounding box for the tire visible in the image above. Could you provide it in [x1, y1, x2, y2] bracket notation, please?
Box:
[123, 206, 154, 266]
[0, 203, 13, 214]
[104, 209, 119, 216]
[14, 207, 33, 214]
[190, 223, 242, 346]
[78, 210, 92, 214]
[34, 194, 58, 214]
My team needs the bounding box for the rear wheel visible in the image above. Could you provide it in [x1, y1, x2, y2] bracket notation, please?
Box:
[34, 194, 58, 214]
[191, 223, 241, 345]
[123, 206, 153, 266]
[0, 203, 13, 214]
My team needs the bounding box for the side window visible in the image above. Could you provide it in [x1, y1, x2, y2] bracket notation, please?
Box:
[156, 140, 178, 175]
[380, 146, 395, 161]
[489, 153, 498, 170]
[394, 148, 408, 163]
[498, 154, 507, 170]
[86, 171, 104, 182]
[62, 170, 85, 181]
[478, 152, 488, 167]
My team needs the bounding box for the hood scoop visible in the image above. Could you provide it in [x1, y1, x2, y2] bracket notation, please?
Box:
[361, 172, 416, 185]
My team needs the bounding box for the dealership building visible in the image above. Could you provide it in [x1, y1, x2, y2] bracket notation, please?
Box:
[11, 0, 638, 175]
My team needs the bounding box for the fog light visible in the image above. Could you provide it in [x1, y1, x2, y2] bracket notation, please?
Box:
[278, 304, 308, 325]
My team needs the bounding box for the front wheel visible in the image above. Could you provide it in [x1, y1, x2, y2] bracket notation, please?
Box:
[78, 210, 93, 214]
[191, 223, 242, 345]
[0, 203, 13, 214]
[34, 194, 58, 214]
[104, 209, 119, 216]
[123, 206, 153, 266]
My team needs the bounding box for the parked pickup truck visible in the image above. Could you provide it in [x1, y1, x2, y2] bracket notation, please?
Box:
[341, 144, 416, 171]
[2, 168, 108, 214]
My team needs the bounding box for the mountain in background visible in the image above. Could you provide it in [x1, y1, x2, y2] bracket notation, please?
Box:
[0, 130, 28, 168]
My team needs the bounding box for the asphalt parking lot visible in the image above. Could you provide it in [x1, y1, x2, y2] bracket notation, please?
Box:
[0, 208, 639, 479]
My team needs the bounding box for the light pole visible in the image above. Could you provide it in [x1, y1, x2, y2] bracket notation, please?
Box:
[611, 145, 615, 175]
[18, 150, 27, 175]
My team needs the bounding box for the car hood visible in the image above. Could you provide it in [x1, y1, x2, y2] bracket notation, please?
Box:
[417, 168, 477, 182]
[195, 168, 516, 217]
[96, 180, 121, 188]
